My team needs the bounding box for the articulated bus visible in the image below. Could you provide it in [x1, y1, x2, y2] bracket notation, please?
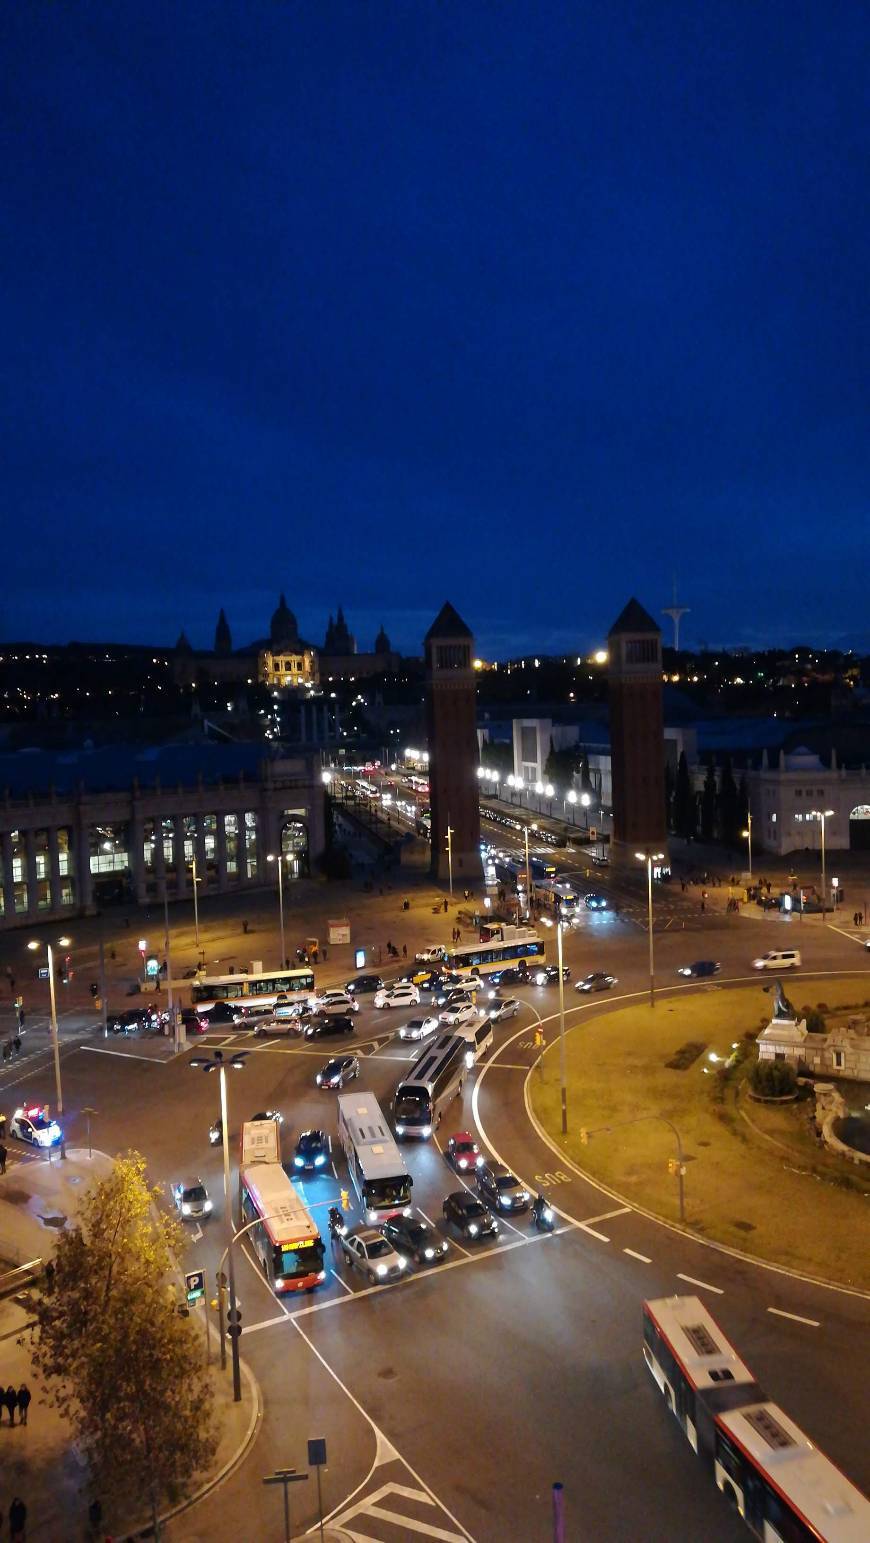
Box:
[336, 1092, 413, 1223]
[191, 967, 315, 1015]
[393, 1032, 466, 1139]
[238, 1121, 326, 1294]
[643, 1296, 870, 1542]
[442, 925, 545, 978]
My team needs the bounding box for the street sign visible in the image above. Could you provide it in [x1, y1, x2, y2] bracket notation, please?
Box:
[354, 947, 366, 969]
[185, 1269, 205, 1303]
[38, 967, 50, 981]
[588, 827, 597, 841]
[328, 919, 351, 945]
[145, 954, 160, 978]
[308, 1437, 327, 1467]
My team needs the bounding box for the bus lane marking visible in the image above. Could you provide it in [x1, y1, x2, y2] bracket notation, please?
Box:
[767, 1307, 819, 1328]
[677, 1272, 723, 1295]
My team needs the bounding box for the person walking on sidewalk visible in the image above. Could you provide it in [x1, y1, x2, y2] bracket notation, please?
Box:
[9, 1495, 26, 1541]
[0, 1142, 7, 1175]
[4, 1384, 18, 1425]
[16, 1384, 31, 1426]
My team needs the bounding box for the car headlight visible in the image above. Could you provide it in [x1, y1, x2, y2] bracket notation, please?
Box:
[421, 1125, 432, 1138]
[518, 1191, 529, 1202]
[294, 1156, 304, 1167]
[467, 1223, 478, 1236]
[181, 1202, 191, 1215]
[315, 1154, 326, 1166]
[458, 1157, 468, 1168]
[424, 1248, 434, 1259]
[397, 1256, 407, 1269]
[396, 1124, 405, 1136]
[465, 1052, 474, 1068]
[204, 1199, 213, 1212]
[317, 1270, 326, 1281]
[315, 1074, 322, 1085]
[376, 1263, 388, 1277]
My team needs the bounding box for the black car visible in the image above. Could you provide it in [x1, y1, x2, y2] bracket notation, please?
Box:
[293, 1129, 331, 1172]
[108, 1008, 149, 1035]
[442, 1191, 499, 1240]
[530, 964, 571, 986]
[381, 1213, 449, 1265]
[476, 1161, 531, 1213]
[201, 1000, 237, 1026]
[676, 960, 721, 979]
[315, 1054, 360, 1089]
[344, 974, 384, 995]
[575, 972, 617, 993]
[304, 1015, 355, 1039]
[486, 965, 528, 988]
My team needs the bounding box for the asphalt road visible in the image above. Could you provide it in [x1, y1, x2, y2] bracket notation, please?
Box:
[0, 890, 868, 1541]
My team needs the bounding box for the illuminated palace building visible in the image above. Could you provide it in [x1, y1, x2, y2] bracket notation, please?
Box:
[0, 744, 324, 931]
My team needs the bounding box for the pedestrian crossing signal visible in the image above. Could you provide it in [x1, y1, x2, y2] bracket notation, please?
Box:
[227, 1304, 242, 1339]
[340, 1188, 350, 1212]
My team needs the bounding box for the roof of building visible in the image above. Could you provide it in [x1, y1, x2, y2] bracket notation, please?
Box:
[424, 602, 473, 642]
[608, 597, 661, 637]
[0, 742, 296, 798]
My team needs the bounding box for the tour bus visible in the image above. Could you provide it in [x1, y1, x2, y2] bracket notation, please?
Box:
[238, 1121, 326, 1294]
[442, 926, 545, 979]
[190, 966, 315, 1015]
[336, 1092, 413, 1223]
[393, 1032, 466, 1138]
[643, 1297, 870, 1542]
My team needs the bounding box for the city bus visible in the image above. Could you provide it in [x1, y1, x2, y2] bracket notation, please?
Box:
[393, 1032, 466, 1138]
[533, 879, 579, 915]
[643, 1297, 870, 1541]
[442, 926, 545, 978]
[238, 1124, 326, 1294]
[190, 966, 315, 1014]
[336, 1092, 413, 1223]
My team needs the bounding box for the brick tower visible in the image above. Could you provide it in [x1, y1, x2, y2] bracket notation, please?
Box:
[607, 598, 668, 869]
[424, 603, 482, 886]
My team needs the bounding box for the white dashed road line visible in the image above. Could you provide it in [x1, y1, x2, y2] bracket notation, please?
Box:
[767, 1307, 820, 1328]
[677, 1272, 724, 1295]
[582, 1207, 631, 1226]
[624, 1248, 652, 1264]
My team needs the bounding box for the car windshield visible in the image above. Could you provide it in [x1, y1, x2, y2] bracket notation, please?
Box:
[366, 1237, 391, 1260]
[463, 1199, 485, 1216]
[297, 1133, 323, 1152]
[496, 1174, 519, 1191]
[185, 1186, 207, 1203]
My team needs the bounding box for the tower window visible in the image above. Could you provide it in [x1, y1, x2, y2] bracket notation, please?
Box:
[625, 639, 658, 664]
[436, 644, 470, 670]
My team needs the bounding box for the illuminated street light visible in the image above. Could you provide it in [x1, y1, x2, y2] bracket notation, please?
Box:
[266, 852, 291, 967]
[27, 936, 71, 1153]
[741, 812, 753, 878]
[808, 810, 835, 926]
[188, 1048, 247, 1401]
[541, 917, 569, 1133]
[635, 852, 665, 1007]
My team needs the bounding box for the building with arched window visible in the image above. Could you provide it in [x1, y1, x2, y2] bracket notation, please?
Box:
[746, 746, 870, 855]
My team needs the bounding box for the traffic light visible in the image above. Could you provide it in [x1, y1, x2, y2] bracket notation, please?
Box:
[340, 1188, 350, 1212]
[227, 1303, 242, 1340]
[58, 957, 70, 985]
[533, 1027, 545, 1047]
[90, 982, 99, 998]
[579, 1128, 589, 1146]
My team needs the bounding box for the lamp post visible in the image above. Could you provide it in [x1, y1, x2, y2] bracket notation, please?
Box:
[541, 917, 569, 1132]
[809, 809, 834, 926]
[190, 856, 201, 960]
[27, 936, 70, 1155]
[445, 818, 454, 897]
[580, 791, 591, 833]
[188, 1048, 248, 1401]
[267, 853, 287, 968]
[741, 812, 753, 879]
[566, 789, 577, 825]
[635, 853, 664, 1008]
[523, 823, 538, 919]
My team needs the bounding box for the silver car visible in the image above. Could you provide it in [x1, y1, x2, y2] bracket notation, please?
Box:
[172, 1177, 213, 1220]
[339, 1227, 408, 1284]
[398, 1015, 440, 1042]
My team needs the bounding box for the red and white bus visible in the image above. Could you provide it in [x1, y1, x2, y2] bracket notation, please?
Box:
[643, 1296, 870, 1541]
[239, 1120, 326, 1294]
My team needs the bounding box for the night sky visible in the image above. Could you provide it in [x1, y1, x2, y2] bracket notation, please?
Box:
[3, 2, 868, 657]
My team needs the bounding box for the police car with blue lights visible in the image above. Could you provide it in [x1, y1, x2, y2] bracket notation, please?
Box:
[10, 1105, 62, 1147]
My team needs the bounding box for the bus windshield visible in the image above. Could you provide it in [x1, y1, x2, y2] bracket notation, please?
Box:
[394, 1087, 429, 1122]
[275, 1240, 325, 1282]
[363, 1175, 413, 1210]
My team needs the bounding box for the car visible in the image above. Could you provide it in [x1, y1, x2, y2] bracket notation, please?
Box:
[575, 972, 618, 993]
[180, 1007, 207, 1035]
[315, 1054, 360, 1089]
[232, 1003, 275, 1024]
[304, 1014, 355, 1039]
[339, 1227, 408, 1283]
[676, 960, 721, 979]
[344, 973, 384, 995]
[530, 964, 571, 986]
[251, 1109, 284, 1125]
[381, 1213, 448, 1265]
[398, 1015, 440, 1042]
[485, 965, 529, 990]
[476, 1160, 531, 1213]
[442, 1190, 499, 1240]
[274, 998, 308, 1022]
[199, 1000, 238, 1026]
[403, 966, 439, 988]
[584, 893, 609, 910]
[107, 1007, 151, 1035]
[312, 990, 360, 1014]
[446, 1132, 484, 1171]
[433, 980, 481, 1008]
[10, 1105, 62, 1147]
[171, 1177, 213, 1219]
[293, 1129, 331, 1171]
[753, 950, 801, 971]
[373, 983, 420, 1010]
[415, 945, 447, 964]
[440, 1002, 485, 1028]
[253, 1016, 297, 1037]
[488, 995, 520, 1021]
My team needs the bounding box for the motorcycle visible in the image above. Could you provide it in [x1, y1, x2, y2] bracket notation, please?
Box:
[328, 1206, 348, 1240]
[208, 1119, 222, 1147]
[531, 1195, 555, 1232]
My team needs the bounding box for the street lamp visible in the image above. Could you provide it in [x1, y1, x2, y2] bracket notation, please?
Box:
[188, 1048, 248, 1401]
[566, 789, 577, 825]
[266, 852, 289, 968]
[741, 812, 753, 879]
[635, 853, 664, 1007]
[27, 936, 71, 1155]
[809, 810, 834, 925]
[541, 917, 569, 1133]
[445, 819, 454, 897]
[523, 823, 538, 918]
[190, 856, 201, 959]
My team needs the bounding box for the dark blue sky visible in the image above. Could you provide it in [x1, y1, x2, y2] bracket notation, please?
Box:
[3, 2, 868, 657]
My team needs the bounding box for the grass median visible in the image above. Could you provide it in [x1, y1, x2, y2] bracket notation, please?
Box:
[529, 977, 870, 1290]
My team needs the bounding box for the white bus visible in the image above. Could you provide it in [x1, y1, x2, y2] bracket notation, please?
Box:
[643, 1296, 870, 1542]
[533, 879, 579, 915]
[238, 1123, 326, 1295]
[443, 926, 545, 979]
[336, 1092, 413, 1223]
[393, 1032, 466, 1138]
[191, 966, 315, 1014]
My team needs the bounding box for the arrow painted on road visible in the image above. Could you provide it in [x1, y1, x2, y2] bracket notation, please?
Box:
[189, 1223, 203, 1244]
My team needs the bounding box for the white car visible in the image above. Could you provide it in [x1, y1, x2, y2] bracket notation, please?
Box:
[374, 983, 420, 1010]
[10, 1106, 62, 1148]
[440, 1002, 486, 1028]
[171, 1177, 213, 1220]
[414, 945, 446, 964]
[398, 1015, 440, 1042]
[310, 990, 359, 1014]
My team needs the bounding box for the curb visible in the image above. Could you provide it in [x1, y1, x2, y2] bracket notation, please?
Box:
[121, 1355, 263, 1541]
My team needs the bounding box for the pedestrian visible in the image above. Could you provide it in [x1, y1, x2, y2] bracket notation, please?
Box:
[44, 1260, 55, 1295]
[456, 929, 461, 942]
[9, 1496, 26, 1542]
[322, 946, 328, 961]
[386, 940, 393, 956]
[402, 944, 407, 959]
[443, 898, 448, 913]
[4, 1384, 18, 1425]
[0, 1111, 5, 1139]
[16, 1385, 30, 1426]
[0, 1142, 7, 1176]
[242, 919, 249, 934]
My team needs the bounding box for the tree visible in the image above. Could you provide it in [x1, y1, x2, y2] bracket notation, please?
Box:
[33, 1154, 217, 1524]
[701, 762, 717, 841]
[718, 753, 740, 846]
[672, 751, 696, 840]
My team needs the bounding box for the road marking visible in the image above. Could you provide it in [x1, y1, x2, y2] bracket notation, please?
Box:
[485, 1062, 535, 1071]
[243, 1312, 291, 1335]
[624, 1248, 652, 1264]
[677, 1272, 723, 1295]
[240, 1241, 290, 1316]
[331, 1266, 354, 1295]
[79, 1045, 165, 1062]
[767, 1307, 820, 1327]
[333, 1480, 469, 1540]
[582, 1206, 631, 1226]
[578, 1223, 610, 1242]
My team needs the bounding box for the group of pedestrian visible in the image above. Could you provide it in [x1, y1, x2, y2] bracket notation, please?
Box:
[1, 1497, 27, 1541]
[853, 911, 865, 927]
[451, 926, 463, 943]
[3, 1385, 32, 1426]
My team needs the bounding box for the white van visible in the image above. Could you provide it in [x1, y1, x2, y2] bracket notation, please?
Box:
[752, 949, 801, 971]
[457, 1019, 494, 1068]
